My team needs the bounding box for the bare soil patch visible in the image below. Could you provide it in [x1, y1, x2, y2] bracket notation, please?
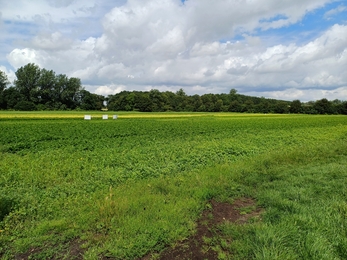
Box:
[147, 197, 262, 260]
[14, 238, 86, 260]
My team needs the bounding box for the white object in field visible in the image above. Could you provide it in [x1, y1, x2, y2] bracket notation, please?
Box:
[113, 115, 118, 119]
[102, 115, 108, 120]
[84, 115, 91, 120]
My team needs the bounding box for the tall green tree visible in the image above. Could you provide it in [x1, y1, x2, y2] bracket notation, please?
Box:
[191, 94, 202, 112]
[0, 70, 10, 109]
[174, 88, 188, 111]
[3, 87, 21, 109]
[78, 90, 104, 110]
[149, 89, 166, 112]
[38, 69, 56, 107]
[0, 70, 9, 92]
[62, 77, 82, 109]
[135, 92, 152, 112]
[290, 100, 302, 113]
[314, 98, 333, 114]
[14, 63, 41, 103]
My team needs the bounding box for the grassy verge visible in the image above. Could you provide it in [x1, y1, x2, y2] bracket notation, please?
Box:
[221, 137, 347, 259]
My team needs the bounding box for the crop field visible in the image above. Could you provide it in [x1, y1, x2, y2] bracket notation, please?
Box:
[0, 112, 347, 259]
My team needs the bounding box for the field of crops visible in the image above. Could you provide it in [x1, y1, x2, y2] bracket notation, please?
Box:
[1, 112, 347, 259]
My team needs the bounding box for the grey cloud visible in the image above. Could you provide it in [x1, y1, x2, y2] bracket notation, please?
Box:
[227, 66, 248, 75]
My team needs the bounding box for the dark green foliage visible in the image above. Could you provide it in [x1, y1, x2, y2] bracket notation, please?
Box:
[0, 70, 10, 109]
[314, 98, 333, 114]
[2, 87, 23, 109]
[0, 70, 9, 93]
[107, 89, 347, 114]
[14, 63, 41, 102]
[0, 196, 16, 221]
[78, 90, 104, 110]
[289, 99, 302, 113]
[13, 100, 37, 111]
[1, 64, 102, 111]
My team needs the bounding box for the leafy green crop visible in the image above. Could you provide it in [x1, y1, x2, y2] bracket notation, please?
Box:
[0, 113, 346, 259]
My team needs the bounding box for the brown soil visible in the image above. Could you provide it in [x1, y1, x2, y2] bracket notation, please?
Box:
[144, 197, 262, 260]
[14, 238, 86, 260]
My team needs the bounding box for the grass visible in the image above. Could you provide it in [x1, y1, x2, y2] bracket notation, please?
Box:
[219, 139, 347, 259]
[0, 112, 347, 259]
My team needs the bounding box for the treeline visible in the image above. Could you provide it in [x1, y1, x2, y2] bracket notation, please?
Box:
[0, 63, 104, 111]
[107, 89, 347, 115]
[1, 63, 347, 114]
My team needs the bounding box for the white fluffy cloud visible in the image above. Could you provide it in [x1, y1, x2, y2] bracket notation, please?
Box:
[2, 0, 347, 101]
[0, 65, 15, 84]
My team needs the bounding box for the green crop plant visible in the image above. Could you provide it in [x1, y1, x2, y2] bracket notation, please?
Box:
[0, 112, 346, 259]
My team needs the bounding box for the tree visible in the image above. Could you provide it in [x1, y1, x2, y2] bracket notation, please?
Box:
[14, 100, 37, 111]
[38, 69, 56, 108]
[78, 90, 103, 110]
[274, 101, 289, 114]
[215, 99, 223, 112]
[14, 63, 41, 102]
[333, 100, 347, 115]
[135, 92, 152, 112]
[191, 94, 202, 112]
[174, 88, 188, 111]
[229, 88, 237, 97]
[228, 100, 241, 112]
[149, 89, 165, 112]
[0, 70, 10, 109]
[62, 77, 82, 109]
[290, 100, 302, 113]
[108, 91, 132, 111]
[201, 94, 216, 112]
[2, 87, 23, 109]
[0, 70, 9, 93]
[314, 98, 333, 114]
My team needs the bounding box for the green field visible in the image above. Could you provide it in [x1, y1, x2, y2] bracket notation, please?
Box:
[0, 112, 347, 259]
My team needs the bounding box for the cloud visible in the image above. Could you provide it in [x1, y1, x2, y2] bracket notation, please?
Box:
[0, 66, 16, 84]
[1, 0, 98, 23]
[94, 84, 126, 95]
[245, 87, 347, 102]
[7, 48, 44, 68]
[2, 0, 347, 101]
[324, 5, 347, 19]
[30, 32, 73, 50]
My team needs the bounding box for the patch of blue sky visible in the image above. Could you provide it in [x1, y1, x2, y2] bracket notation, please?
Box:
[220, 1, 346, 46]
[3, 20, 38, 36]
[257, 1, 346, 44]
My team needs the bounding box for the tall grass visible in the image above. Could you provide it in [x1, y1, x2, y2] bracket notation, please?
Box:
[221, 138, 347, 259]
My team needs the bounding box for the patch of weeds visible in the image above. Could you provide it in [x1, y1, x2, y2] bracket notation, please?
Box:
[0, 196, 16, 221]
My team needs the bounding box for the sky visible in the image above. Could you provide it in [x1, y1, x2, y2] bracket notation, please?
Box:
[1, 0, 347, 101]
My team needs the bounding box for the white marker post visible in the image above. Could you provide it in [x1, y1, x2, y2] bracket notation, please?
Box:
[113, 115, 118, 119]
[102, 115, 108, 120]
[84, 115, 91, 120]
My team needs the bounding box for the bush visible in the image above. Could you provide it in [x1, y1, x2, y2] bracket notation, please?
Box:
[0, 196, 15, 221]
[14, 101, 37, 111]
